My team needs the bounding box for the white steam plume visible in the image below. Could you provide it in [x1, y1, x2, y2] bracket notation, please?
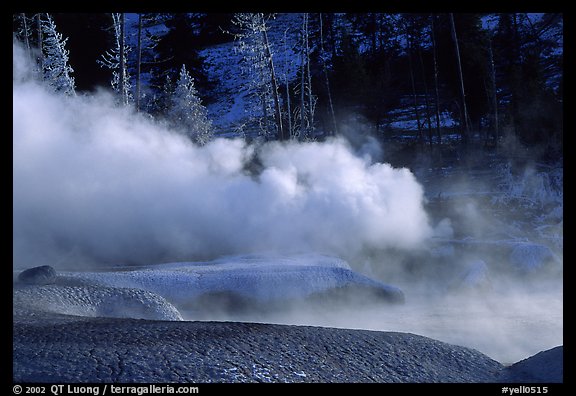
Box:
[13, 41, 431, 268]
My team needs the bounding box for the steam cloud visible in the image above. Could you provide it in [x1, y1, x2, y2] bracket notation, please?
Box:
[13, 41, 431, 269]
[12, 41, 563, 365]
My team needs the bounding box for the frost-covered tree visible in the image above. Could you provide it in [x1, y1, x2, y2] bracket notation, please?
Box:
[148, 14, 210, 111]
[232, 13, 284, 140]
[41, 14, 75, 96]
[98, 13, 132, 105]
[167, 64, 214, 145]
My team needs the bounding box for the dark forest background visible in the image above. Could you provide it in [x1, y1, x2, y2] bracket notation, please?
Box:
[13, 13, 563, 163]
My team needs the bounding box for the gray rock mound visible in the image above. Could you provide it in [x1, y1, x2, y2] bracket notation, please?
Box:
[14, 284, 183, 321]
[15, 255, 403, 323]
[18, 265, 57, 285]
[57, 254, 405, 317]
[499, 346, 563, 383]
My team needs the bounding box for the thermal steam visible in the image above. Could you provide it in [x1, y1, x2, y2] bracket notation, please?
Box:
[13, 41, 431, 269]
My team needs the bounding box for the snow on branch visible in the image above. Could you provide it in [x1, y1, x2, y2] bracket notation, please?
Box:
[41, 14, 75, 96]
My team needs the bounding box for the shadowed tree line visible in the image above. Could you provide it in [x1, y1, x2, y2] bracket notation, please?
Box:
[13, 12, 562, 159]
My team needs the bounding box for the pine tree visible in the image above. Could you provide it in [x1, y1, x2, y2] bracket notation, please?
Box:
[494, 13, 562, 150]
[168, 64, 214, 145]
[330, 29, 370, 111]
[41, 14, 75, 96]
[98, 13, 132, 105]
[149, 14, 209, 107]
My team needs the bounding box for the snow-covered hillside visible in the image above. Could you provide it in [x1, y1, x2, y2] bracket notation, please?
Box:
[119, 13, 561, 140]
[199, 14, 308, 136]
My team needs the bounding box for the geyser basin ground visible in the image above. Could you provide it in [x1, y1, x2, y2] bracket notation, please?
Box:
[13, 305, 562, 383]
[14, 253, 562, 382]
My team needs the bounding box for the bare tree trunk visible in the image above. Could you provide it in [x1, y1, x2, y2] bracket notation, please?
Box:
[300, 14, 306, 136]
[283, 29, 293, 138]
[405, 21, 422, 142]
[367, 13, 376, 57]
[136, 14, 142, 112]
[319, 13, 338, 136]
[409, 57, 423, 142]
[36, 14, 43, 66]
[304, 14, 314, 137]
[327, 14, 337, 63]
[20, 14, 31, 55]
[450, 13, 470, 144]
[487, 36, 499, 146]
[298, 13, 315, 139]
[430, 14, 442, 145]
[418, 48, 433, 147]
[510, 13, 522, 140]
[261, 17, 284, 140]
[261, 89, 270, 136]
[119, 13, 126, 105]
[482, 78, 491, 145]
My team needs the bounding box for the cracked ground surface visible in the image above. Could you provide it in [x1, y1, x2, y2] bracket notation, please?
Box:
[13, 306, 514, 383]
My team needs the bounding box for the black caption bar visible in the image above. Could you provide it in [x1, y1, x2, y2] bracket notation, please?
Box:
[12, 385, 200, 396]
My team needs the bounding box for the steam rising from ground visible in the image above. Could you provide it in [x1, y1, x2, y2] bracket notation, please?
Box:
[13, 41, 562, 365]
[13, 41, 430, 269]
